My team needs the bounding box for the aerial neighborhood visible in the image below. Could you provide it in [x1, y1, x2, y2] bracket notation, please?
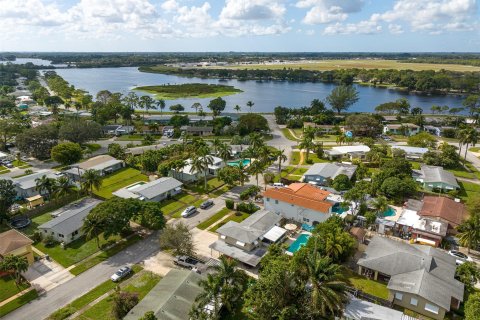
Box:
[0, 53, 480, 320]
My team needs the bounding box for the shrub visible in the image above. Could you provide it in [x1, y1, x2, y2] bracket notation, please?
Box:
[236, 202, 259, 214]
[240, 186, 261, 200]
[305, 159, 313, 164]
[225, 199, 235, 210]
[31, 231, 43, 243]
[43, 235, 58, 247]
[25, 169, 33, 175]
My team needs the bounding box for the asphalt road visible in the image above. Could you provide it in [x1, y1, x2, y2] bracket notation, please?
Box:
[3, 231, 160, 320]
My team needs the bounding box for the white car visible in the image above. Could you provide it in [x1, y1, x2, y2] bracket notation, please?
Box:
[181, 206, 197, 218]
[110, 266, 132, 282]
[448, 250, 473, 265]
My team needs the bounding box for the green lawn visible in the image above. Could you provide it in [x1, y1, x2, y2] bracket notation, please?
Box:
[458, 181, 480, 202]
[84, 143, 101, 153]
[339, 268, 389, 300]
[0, 289, 38, 317]
[115, 134, 147, 141]
[93, 168, 149, 199]
[12, 160, 30, 168]
[197, 208, 232, 230]
[281, 128, 300, 141]
[48, 265, 143, 320]
[35, 234, 121, 268]
[76, 271, 162, 320]
[187, 177, 226, 194]
[175, 193, 197, 204]
[22, 212, 53, 237]
[159, 199, 187, 216]
[469, 147, 480, 152]
[314, 135, 338, 142]
[70, 234, 143, 276]
[211, 212, 250, 232]
[410, 161, 422, 170]
[306, 153, 328, 163]
[0, 276, 30, 303]
[447, 167, 477, 179]
[290, 151, 301, 165]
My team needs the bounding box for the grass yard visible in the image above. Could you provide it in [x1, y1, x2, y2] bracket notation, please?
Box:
[159, 199, 187, 216]
[84, 143, 101, 153]
[211, 212, 250, 232]
[12, 160, 30, 168]
[314, 135, 338, 142]
[35, 234, 121, 268]
[410, 161, 422, 170]
[0, 289, 38, 318]
[22, 212, 53, 237]
[281, 128, 300, 141]
[187, 177, 226, 194]
[70, 234, 143, 276]
[115, 134, 147, 141]
[93, 168, 149, 199]
[197, 208, 232, 230]
[134, 83, 242, 100]
[469, 147, 480, 152]
[290, 151, 301, 165]
[447, 167, 477, 179]
[340, 268, 389, 300]
[0, 276, 30, 303]
[458, 181, 480, 202]
[307, 153, 329, 163]
[76, 271, 162, 320]
[175, 193, 197, 204]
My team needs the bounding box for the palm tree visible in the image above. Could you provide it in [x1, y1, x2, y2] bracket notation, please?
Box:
[193, 273, 221, 317]
[155, 99, 165, 116]
[263, 171, 275, 190]
[249, 160, 265, 187]
[148, 122, 159, 134]
[246, 100, 254, 113]
[212, 138, 223, 155]
[35, 175, 57, 199]
[0, 255, 29, 287]
[248, 132, 264, 150]
[458, 127, 478, 161]
[299, 137, 315, 163]
[55, 176, 76, 199]
[304, 253, 347, 318]
[217, 143, 232, 166]
[242, 146, 256, 164]
[275, 149, 287, 177]
[304, 126, 316, 140]
[371, 196, 388, 215]
[190, 147, 214, 190]
[457, 213, 480, 253]
[237, 162, 250, 186]
[81, 169, 102, 195]
[82, 215, 103, 248]
[234, 105, 241, 114]
[336, 134, 345, 146]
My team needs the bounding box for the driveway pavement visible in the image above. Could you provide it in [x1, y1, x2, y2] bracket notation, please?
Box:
[173, 197, 225, 230]
[23, 259, 74, 293]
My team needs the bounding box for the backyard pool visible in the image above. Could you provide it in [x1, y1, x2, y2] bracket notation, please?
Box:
[382, 206, 396, 217]
[332, 203, 347, 214]
[227, 159, 251, 167]
[126, 181, 146, 191]
[287, 233, 311, 253]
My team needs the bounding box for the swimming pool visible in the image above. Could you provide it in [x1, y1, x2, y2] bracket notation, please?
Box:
[332, 203, 347, 214]
[126, 182, 146, 191]
[227, 159, 251, 167]
[287, 234, 311, 253]
[382, 206, 396, 217]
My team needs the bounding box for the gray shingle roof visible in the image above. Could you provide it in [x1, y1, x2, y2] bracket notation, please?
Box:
[11, 169, 60, 190]
[134, 177, 183, 199]
[38, 198, 102, 235]
[358, 237, 464, 311]
[216, 210, 281, 244]
[419, 165, 459, 188]
[303, 162, 357, 180]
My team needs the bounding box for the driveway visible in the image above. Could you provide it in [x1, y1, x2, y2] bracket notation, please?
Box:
[191, 228, 220, 260]
[173, 197, 225, 230]
[23, 258, 74, 293]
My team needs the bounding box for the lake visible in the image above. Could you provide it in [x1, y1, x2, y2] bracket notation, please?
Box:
[53, 67, 465, 113]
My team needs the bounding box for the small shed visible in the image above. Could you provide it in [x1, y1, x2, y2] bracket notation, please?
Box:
[26, 195, 44, 209]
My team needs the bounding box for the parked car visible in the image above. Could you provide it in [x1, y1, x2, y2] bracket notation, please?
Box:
[181, 206, 197, 218]
[110, 266, 132, 282]
[5, 163, 13, 168]
[448, 250, 473, 265]
[174, 256, 200, 269]
[200, 200, 214, 209]
[272, 182, 284, 187]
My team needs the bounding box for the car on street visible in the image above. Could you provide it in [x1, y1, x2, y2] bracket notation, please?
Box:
[181, 206, 197, 218]
[110, 266, 132, 282]
[174, 256, 201, 269]
[200, 200, 214, 209]
[448, 250, 473, 265]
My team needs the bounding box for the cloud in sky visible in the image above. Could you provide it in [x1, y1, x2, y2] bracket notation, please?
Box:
[0, 0, 478, 50]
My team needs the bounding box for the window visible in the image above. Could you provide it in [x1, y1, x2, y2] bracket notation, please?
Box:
[266, 198, 270, 201]
[58, 234, 64, 238]
[410, 297, 418, 306]
[303, 218, 310, 222]
[424, 303, 439, 314]
[275, 200, 278, 204]
[236, 241, 246, 247]
[394, 292, 403, 301]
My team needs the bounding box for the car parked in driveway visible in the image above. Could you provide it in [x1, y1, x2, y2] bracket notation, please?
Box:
[448, 250, 473, 265]
[110, 266, 132, 282]
[200, 200, 214, 209]
[181, 206, 197, 218]
[174, 256, 201, 269]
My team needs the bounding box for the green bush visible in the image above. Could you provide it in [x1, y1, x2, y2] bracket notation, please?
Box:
[225, 199, 234, 210]
[239, 186, 261, 200]
[31, 231, 43, 243]
[236, 202, 259, 214]
[43, 235, 58, 248]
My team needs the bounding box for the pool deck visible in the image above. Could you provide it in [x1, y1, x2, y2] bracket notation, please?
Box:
[384, 205, 402, 222]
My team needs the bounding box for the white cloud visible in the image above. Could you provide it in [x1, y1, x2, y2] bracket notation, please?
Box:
[297, 0, 365, 24]
[219, 0, 285, 20]
[323, 19, 382, 35]
[160, 0, 179, 12]
[388, 24, 403, 34]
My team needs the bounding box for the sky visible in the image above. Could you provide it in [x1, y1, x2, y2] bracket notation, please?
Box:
[0, 0, 479, 52]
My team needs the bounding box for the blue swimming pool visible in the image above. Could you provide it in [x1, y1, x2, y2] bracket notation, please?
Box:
[332, 203, 347, 214]
[287, 234, 311, 253]
[382, 206, 396, 217]
[227, 159, 251, 167]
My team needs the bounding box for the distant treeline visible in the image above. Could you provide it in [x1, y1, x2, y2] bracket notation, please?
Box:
[405, 58, 480, 67]
[0, 63, 41, 87]
[140, 65, 480, 94]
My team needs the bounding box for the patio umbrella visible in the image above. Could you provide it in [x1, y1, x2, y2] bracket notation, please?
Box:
[284, 223, 297, 231]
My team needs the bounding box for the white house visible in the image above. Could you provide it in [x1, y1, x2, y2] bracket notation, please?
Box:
[383, 123, 420, 136]
[113, 177, 182, 201]
[263, 183, 334, 226]
[324, 145, 370, 161]
[172, 156, 225, 183]
[391, 146, 429, 160]
[7, 169, 63, 199]
[64, 155, 124, 181]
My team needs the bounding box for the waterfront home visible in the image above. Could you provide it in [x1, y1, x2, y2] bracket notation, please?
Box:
[303, 122, 342, 135]
[413, 165, 460, 191]
[391, 146, 429, 160]
[112, 177, 182, 201]
[180, 126, 214, 136]
[357, 236, 464, 320]
[64, 155, 124, 181]
[423, 125, 442, 137]
[209, 210, 284, 267]
[302, 162, 357, 185]
[263, 183, 333, 225]
[38, 198, 102, 244]
[383, 123, 420, 136]
[172, 156, 224, 183]
[0, 229, 34, 265]
[102, 125, 134, 136]
[324, 145, 370, 161]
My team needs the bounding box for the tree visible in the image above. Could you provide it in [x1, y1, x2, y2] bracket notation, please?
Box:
[112, 289, 139, 320]
[159, 222, 195, 256]
[191, 274, 222, 319]
[0, 255, 29, 286]
[246, 100, 254, 113]
[137, 202, 165, 230]
[16, 124, 59, 160]
[217, 143, 232, 165]
[108, 143, 126, 160]
[407, 132, 437, 148]
[275, 149, 288, 177]
[55, 176, 76, 199]
[0, 114, 29, 150]
[263, 171, 275, 191]
[457, 213, 480, 253]
[249, 160, 265, 187]
[326, 85, 359, 114]
[237, 114, 269, 136]
[44, 95, 64, 115]
[0, 180, 16, 223]
[380, 177, 417, 203]
[140, 95, 154, 117]
[190, 147, 214, 190]
[51, 142, 83, 166]
[207, 97, 226, 118]
[81, 169, 102, 195]
[299, 137, 315, 163]
[458, 126, 478, 161]
[456, 261, 480, 293]
[465, 292, 480, 320]
[331, 174, 352, 191]
[345, 114, 382, 138]
[35, 175, 57, 199]
[371, 196, 388, 215]
[59, 120, 102, 144]
[169, 104, 184, 113]
[234, 105, 241, 114]
[462, 95, 480, 117]
[82, 213, 104, 248]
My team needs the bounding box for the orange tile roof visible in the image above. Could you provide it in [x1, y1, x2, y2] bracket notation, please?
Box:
[419, 196, 466, 227]
[0, 229, 33, 255]
[264, 183, 333, 213]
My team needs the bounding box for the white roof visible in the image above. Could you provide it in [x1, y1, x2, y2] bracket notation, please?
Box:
[344, 297, 405, 320]
[262, 226, 287, 243]
[181, 156, 223, 175]
[396, 209, 420, 227]
[331, 145, 370, 154]
[391, 145, 429, 154]
[0, 151, 9, 158]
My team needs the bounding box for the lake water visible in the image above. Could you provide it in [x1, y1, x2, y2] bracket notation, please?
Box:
[53, 66, 465, 113]
[0, 57, 67, 68]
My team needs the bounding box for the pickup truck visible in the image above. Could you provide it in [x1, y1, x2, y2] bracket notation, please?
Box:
[174, 256, 201, 269]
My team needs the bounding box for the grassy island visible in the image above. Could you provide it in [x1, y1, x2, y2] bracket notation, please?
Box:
[133, 83, 242, 100]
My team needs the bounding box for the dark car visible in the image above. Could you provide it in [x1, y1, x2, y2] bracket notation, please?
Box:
[200, 200, 214, 209]
[110, 266, 132, 282]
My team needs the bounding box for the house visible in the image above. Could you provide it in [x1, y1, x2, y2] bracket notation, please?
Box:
[324, 145, 370, 161]
[342, 297, 412, 320]
[209, 210, 284, 267]
[112, 177, 182, 201]
[419, 196, 466, 232]
[263, 183, 334, 226]
[383, 123, 420, 136]
[424, 125, 442, 137]
[381, 115, 400, 123]
[125, 269, 208, 320]
[38, 198, 102, 244]
[172, 156, 224, 183]
[395, 208, 448, 247]
[303, 122, 341, 135]
[64, 155, 124, 181]
[8, 169, 62, 199]
[302, 162, 357, 185]
[413, 165, 460, 191]
[0, 229, 34, 265]
[230, 145, 249, 158]
[180, 126, 214, 136]
[357, 236, 464, 320]
[391, 146, 429, 160]
[102, 125, 134, 136]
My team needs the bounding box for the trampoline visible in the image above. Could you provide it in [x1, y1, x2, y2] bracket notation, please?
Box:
[10, 216, 31, 229]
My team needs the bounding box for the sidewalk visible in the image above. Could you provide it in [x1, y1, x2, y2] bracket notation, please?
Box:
[0, 287, 34, 308]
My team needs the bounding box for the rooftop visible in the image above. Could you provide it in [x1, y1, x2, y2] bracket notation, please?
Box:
[343, 297, 407, 320]
[416, 165, 459, 189]
[264, 183, 333, 213]
[0, 229, 33, 256]
[113, 178, 182, 200]
[391, 145, 429, 154]
[385, 123, 420, 129]
[419, 196, 466, 226]
[303, 162, 357, 179]
[11, 169, 60, 190]
[77, 155, 123, 171]
[329, 145, 370, 154]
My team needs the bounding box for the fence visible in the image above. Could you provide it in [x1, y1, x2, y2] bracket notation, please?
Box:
[17, 193, 83, 219]
[345, 286, 393, 308]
